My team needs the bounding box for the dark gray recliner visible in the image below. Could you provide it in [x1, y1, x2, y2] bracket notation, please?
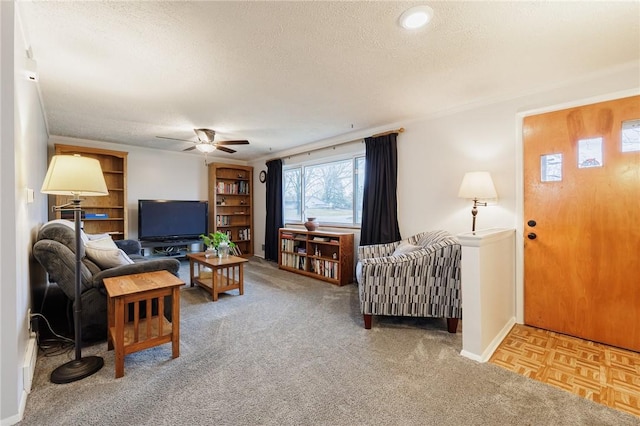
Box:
[33, 222, 181, 341]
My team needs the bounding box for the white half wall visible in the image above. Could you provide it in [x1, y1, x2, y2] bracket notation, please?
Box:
[459, 228, 516, 362]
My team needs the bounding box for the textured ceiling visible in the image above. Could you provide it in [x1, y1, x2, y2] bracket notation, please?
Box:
[17, 1, 640, 161]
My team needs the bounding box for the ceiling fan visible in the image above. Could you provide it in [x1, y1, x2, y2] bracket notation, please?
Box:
[156, 128, 249, 154]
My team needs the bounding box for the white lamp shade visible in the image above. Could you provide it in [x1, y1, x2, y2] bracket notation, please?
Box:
[458, 171, 498, 200]
[41, 155, 109, 196]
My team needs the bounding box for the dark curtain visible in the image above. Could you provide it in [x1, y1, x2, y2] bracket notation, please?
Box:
[264, 159, 283, 262]
[360, 133, 401, 246]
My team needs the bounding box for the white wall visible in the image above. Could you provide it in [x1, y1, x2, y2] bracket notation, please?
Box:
[250, 160, 267, 255]
[397, 109, 516, 237]
[251, 62, 640, 316]
[1, 2, 49, 423]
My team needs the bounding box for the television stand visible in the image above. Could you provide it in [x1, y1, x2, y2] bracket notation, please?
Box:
[140, 240, 202, 259]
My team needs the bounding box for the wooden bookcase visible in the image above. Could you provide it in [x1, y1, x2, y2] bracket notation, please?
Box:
[53, 144, 128, 240]
[278, 228, 354, 286]
[208, 163, 253, 257]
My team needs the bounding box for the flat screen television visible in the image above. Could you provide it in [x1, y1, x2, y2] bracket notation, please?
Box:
[138, 199, 208, 242]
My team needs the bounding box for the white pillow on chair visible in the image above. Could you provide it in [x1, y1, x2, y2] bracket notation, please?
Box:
[85, 236, 133, 269]
[392, 242, 422, 256]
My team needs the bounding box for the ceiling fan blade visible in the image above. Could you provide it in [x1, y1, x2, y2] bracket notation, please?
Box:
[216, 145, 236, 154]
[194, 128, 216, 142]
[182, 146, 197, 152]
[216, 140, 250, 145]
[156, 136, 196, 143]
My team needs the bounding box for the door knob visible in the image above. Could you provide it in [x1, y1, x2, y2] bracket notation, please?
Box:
[527, 233, 537, 240]
[527, 220, 537, 227]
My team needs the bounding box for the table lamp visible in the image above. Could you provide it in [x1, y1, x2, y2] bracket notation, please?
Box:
[41, 154, 109, 383]
[458, 171, 498, 232]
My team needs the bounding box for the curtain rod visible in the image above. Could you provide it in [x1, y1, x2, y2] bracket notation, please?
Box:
[271, 127, 405, 162]
[372, 127, 404, 137]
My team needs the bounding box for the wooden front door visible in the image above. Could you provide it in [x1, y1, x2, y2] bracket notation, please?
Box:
[523, 96, 640, 352]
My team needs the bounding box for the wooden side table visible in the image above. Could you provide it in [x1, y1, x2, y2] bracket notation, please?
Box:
[186, 253, 248, 301]
[104, 270, 184, 378]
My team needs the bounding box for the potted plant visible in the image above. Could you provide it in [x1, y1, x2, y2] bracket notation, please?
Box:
[200, 231, 236, 258]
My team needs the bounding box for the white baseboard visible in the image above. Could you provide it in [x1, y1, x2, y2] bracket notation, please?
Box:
[3, 336, 39, 425]
[460, 317, 516, 363]
[1, 398, 25, 426]
[460, 349, 483, 362]
[480, 317, 516, 362]
[23, 336, 38, 393]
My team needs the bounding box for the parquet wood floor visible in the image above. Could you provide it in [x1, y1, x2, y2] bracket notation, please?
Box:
[490, 324, 640, 418]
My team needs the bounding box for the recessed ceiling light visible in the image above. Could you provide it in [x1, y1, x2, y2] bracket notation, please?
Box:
[399, 5, 433, 30]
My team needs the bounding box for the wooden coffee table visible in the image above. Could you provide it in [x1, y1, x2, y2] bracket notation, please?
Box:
[186, 253, 248, 301]
[104, 270, 184, 378]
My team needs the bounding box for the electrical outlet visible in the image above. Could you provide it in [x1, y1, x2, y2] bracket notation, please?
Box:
[27, 308, 32, 333]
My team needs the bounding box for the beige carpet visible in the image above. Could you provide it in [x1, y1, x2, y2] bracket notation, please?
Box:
[19, 258, 639, 425]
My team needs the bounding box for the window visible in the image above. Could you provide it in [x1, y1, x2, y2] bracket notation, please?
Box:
[622, 119, 640, 152]
[284, 156, 365, 226]
[540, 153, 562, 182]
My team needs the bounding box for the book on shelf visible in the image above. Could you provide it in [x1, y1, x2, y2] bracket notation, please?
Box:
[216, 215, 230, 226]
[61, 212, 109, 220]
[280, 253, 306, 270]
[312, 236, 330, 242]
[61, 211, 85, 219]
[238, 228, 250, 241]
[85, 213, 108, 219]
[216, 180, 250, 195]
[312, 259, 338, 279]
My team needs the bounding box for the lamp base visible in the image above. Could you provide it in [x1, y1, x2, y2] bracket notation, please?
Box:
[50, 356, 104, 384]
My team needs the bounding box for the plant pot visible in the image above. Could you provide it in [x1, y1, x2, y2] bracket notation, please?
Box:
[304, 217, 319, 231]
[217, 242, 229, 258]
[204, 247, 216, 258]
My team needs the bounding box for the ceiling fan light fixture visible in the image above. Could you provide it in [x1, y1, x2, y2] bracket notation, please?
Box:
[196, 144, 216, 153]
[399, 5, 433, 30]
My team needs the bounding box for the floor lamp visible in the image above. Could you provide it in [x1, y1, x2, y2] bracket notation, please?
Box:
[41, 154, 109, 384]
[458, 171, 498, 232]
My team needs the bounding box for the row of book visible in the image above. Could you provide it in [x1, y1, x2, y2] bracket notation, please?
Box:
[310, 259, 339, 279]
[216, 181, 249, 195]
[216, 215, 231, 226]
[281, 253, 306, 270]
[238, 228, 250, 241]
[281, 238, 302, 253]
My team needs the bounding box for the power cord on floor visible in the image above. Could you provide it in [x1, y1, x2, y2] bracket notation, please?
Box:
[30, 312, 74, 357]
